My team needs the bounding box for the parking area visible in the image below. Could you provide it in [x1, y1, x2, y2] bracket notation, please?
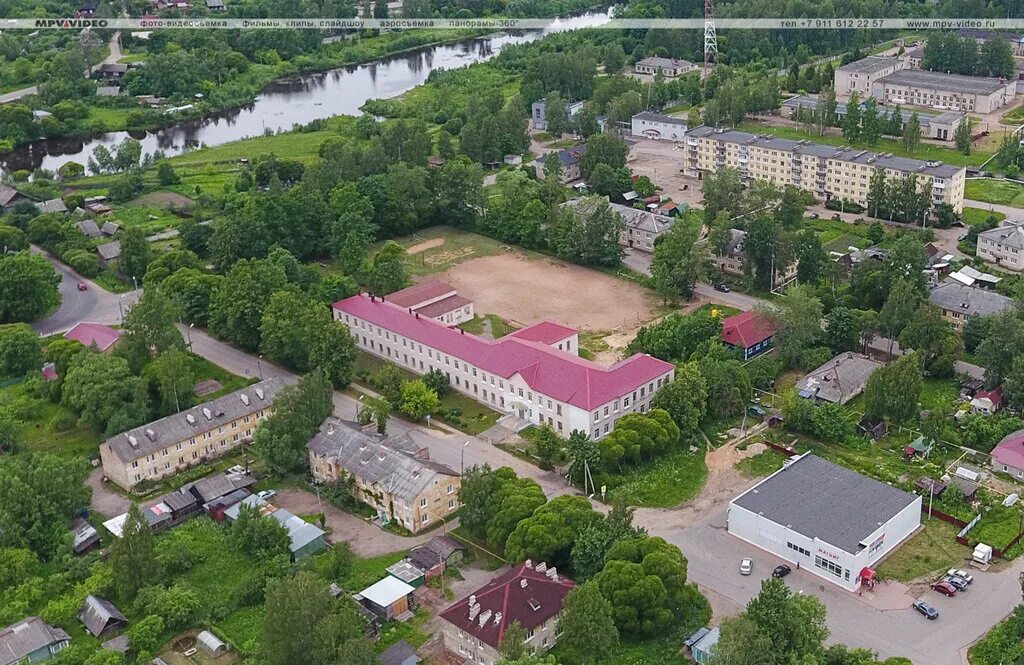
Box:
[654, 506, 1024, 665]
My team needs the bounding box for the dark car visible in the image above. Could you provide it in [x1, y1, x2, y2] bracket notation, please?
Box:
[713, 283, 731, 293]
[772, 564, 792, 578]
[931, 581, 957, 597]
[913, 600, 939, 620]
[946, 575, 969, 591]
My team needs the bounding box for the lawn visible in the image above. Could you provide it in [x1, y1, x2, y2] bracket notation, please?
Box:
[392, 226, 512, 278]
[963, 206, 1006, 226]
[190, 355, 258, 399]
[577, 330, 611, 360]
[338, 550, 407, 592]
[109, 206, 186, 235]
[735, 446, 787, 477]
[875, 519, 968, 582]
[969, 606, 1024, 665]
[919, 378, 962, 412]
[970, 504, 1024, 551]
[824, 232, 871, 253]
[0, 380, 102, 460]
[805, 217, 877, 245]
[605, 448, 709, 508]
[457, 313, 518, 338]
[965, 178, 1024, 207]
[737, 121, 992, 168]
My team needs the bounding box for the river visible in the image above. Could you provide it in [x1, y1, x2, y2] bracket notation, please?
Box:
[2, 10, 611, 174]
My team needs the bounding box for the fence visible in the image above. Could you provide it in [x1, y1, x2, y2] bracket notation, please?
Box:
[764, 441, 798, 458]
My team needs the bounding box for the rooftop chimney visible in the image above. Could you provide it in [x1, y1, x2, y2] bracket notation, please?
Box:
[524, 560, 532, 569]
[240, 393, 250, 406]
[546, 567, 558, 580]
[255, 387, 265, 400]
[535, 562, 547, 573]
[202, 407, 212, 420]
[145, 428, 155, 440]
[186, 414, 196, 425]
[478, 610, 492, 628]
[493, 611, 502, 626]
[520, 579, 528, 588]
[469, 603, 480, 620]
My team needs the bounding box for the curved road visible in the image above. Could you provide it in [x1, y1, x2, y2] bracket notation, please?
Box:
[31, 246, 139, 335]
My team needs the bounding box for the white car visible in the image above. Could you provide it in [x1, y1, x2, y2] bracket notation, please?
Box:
[257, 489, 277, 501]
[947, 569, 974, 584]
[740, 558, 753, 575]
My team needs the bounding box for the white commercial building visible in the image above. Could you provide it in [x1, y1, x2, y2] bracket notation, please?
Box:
[728, 453, 922, 591]
[630, 112, 688, 141]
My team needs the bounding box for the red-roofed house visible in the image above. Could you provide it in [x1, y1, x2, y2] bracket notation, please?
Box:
[334, 294, 674, 439]
[440, 560, 574, 663]
[721, 311, 776, 360]
[386, 280, 475, 326]
[64, 322, 122, 353]
[992, 429, 1024, 479]
[971, 386, 1004, 416]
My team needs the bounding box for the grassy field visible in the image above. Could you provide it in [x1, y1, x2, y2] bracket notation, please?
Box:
[738, 121, 992, 167]
[875, 519, 967, 582]
[735, 446, 787, 477]
[392, 226, 512, 278]
[457, 314, 519, 338]
[965, 178, 1024, 207]
[963, 206, 1006, 226]
[0, 380, 103, 459]
[805, 216, 877, 247]
[606, 448, 709, 508]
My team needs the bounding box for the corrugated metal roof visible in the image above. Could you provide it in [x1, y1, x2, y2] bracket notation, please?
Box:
[0, 618, 69, 665]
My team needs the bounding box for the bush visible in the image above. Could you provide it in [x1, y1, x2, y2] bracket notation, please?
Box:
[66, 251, 101, 278]
[825, 198, 865, 214]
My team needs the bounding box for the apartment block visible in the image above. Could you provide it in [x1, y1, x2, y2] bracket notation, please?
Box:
[99, 379, 283, 491]
[978, 220, 1024, 271]
[835, 56, 906, 98]
[333, 294, 675, 440]
[683, 126, 966, 213]
[870, 69, 1017, 113]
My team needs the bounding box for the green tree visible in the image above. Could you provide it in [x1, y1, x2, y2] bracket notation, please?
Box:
[422, 368, 450, 396]
[142, 349, 195, 415]
[435, 156, 484, 228]
[118, 288, 184, 373]
[864, 352, 923, 424]
[505, 495, 599, 569]
[651, 223, 712, 303]
[902, 112, 922, 155]
[231, 503, 291, 561]
[156, 161, 180, 185]
[759, 284, 823, 368]
[62, 352, 149, 435]
[566, 430, 600, 491]
[842, 91, 861, 143]
[260, 291, 312, 371]
[0, 455, 90, 559]
[899, 303, 961, 377]
[551, 197, 622, 268]
[126, 614, 164, 662]
[0, 323, 42, 378]
[651, 363, 708, 435]
[543, 93, 571, 137]
[579, 133, 628, 180]
[795, 229, 826, 284]
[595, 536, 690, 637]
[119, 228, 153, 284]
[860, 98, 882, 145]
[976, 310, 1024, 386]
[813, 402, 853, 442]
[368, 241, 408, 295]
[823, 307, 860, 353]
[745, 578, 828, 665]
[399, 380, 440, 421]
[209, 258, 289, 351]
[710, 616, 774, 665]
[878, 279, 920, 357]
[253, 370, 334, 473]
[0, 252, 61, 323]
[262, 572, 332, 665]
[954, 114, 973, 155]
[111, 504, 161, 601]
[558, 582, 619, 664]
[499, 621, 529, 661]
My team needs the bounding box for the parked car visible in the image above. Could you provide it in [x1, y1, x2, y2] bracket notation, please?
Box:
[714, 283, 731, 293]
[809, 212, 820, 219]
[831, 213, 842, 221]
[947, 569, 974, 584]
[946, 575, 969, 591]
[739, 558, 753, 575]
[77, 282, 87, 291]
[931, 581, 957, 597]
[257, 489, 277, 501]
[957, 234, 969, 242]
[913, 600, 939, 620]
[772, 564, 792, 578]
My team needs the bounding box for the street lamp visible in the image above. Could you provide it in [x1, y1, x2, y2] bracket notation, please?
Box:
[461, 440, 470, 475]
[118, 295, 124, 321]
[257, 355, 263, 380]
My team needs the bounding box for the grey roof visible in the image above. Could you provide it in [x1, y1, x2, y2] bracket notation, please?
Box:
[70, 517, 100, 554]
[160, 489, 199, 512]
[540, 144, 587, 167]
[0, 184, 21, 207]
[878, 68, 1011, 95]
[0, 618, 70, 665]
[837, 56, 901, 74]
[928, 278, 1014, 318]
[184, 471, 257, 504]
[408, 546, 444, 571]
[692, 626, 720, 655]
[379, 640, 418, 665]
[96, 86, 122, 97]
[781, 95, 957, 129]
[77, 220, 102, 238]
[636, 56, 694, 69]
[902, 45, 925, 59]
[79, 596, 127, 637]
[224, 495, 325, 555]
[731, 453, 919, 554]
[381, 431, 429, 459]
[101, 636, 130, 653]
[308, 418, 458, 504]
[795, 352, 883, 405]
[97, 241, 121, 260]
[955, 28, 1024, 43]
[633, 111, 688, 127]
[104, 378, 282, 463]
[205, 0, 225, 6]
[685, 125, 963, 178]
[561, 197, 672, 235]
[98, 63, 128, 74]
[426, 535, 465, 559]
[100, 221, 120, 236]
[979, 220, 1024, 249]
[387, 560, 425, 584]
[35, 199, 66, 214]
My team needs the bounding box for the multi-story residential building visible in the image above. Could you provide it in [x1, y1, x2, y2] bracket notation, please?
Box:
[928, 278, 1014, 332]
[440, 561, 575, 665]
[99, 378, 283, 491]
[835, 56, 906, 97]
[977, 220, 1024, 272]
[716, 228, 798, 287]
[387, 280, 474, 326]
[780, 95, 963, 141]
[308, 418, 460, 533]
[634, 56, 698, 78]
[683, 126, 966, 213]
[538, 144, 587, 183]
[870, 69, 1017, 113]
[531, 98, 585, 132]
[561, 197, 675, 254]
[631, 112, 688, 141]
[333, 294, 675, 440]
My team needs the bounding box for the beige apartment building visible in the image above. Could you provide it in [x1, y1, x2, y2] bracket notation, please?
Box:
[308, 418, 460, 533]
[977, 221, 1024, 271]
[871, 69, 1017, 114]
[835, 56, 906, 98]
[99, 379, 282, 491]
[683, 126, 966, 213]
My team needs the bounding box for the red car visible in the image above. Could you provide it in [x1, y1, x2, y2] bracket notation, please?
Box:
[77, 282, 87, 291]
[931, 581, 957, 597]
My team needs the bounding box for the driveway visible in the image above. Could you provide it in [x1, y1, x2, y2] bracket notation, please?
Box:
[87, 467, 130, 518]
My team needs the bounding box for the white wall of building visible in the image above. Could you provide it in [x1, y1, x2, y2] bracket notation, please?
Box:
[631, 116, 688, 141]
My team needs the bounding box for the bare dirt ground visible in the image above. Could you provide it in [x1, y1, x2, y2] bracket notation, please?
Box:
[628, 138, 705, 207]
[440, 253, 659, 331]
[127, 191, 194, 209]
[588, 297, 710, 365]
[407, 238, 445, 255]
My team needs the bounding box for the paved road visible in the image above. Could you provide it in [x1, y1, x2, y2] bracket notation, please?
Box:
[965, 198, 1024, 221]
[31, 246, 140, 336]
[0, 86, 37, 104]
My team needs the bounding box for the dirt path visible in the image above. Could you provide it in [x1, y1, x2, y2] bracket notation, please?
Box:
[407, 238, 445, 255]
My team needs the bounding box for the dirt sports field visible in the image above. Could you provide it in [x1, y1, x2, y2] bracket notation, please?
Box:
[439, 252, 659, 331]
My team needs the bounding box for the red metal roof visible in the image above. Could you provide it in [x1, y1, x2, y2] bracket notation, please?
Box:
[64, 322, 121, 352]
[387, 280, 457, 309]
[439, 561, 575, 649]
[334, 295, 673, 410]
[721, 311, 776, 350]
[509, 321, 576, 345]
[976, 386, 1004, 406]
[993, 429, 1024, 471]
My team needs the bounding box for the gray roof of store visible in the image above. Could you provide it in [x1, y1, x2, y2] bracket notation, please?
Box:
[79, 596, 127, 637]
[379, 640, 417, 665]
[955, 28, 1024, 43]
[633, 111, 688, 126]
[225, 495, 325, 554]
[308, 418, 458, 504]
[0, 618, 70, 665]
[685, 125, 963, 178]
[103, 378, 283, 463]
[732, 453, 919, 554]
[979, 220, 1024, 249]
[836, 56, 900, 74]
[561, 197, 674, 235]
[878, 68, 1011, 95]
[928, 278, 1014, 318]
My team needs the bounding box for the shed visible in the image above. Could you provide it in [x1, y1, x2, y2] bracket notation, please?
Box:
[914, 477, 947, 497]
[357, 577, 415, 620]
[79, 595, 128, 637]
[196, 631, 227, 658]
[407, 546, 445, 579]
[423, 535, 465, 565]
[386, 560, 425, 588]
[96, 241, 121, 265]
[379, 640, 418, 665]
[35, 199, 67, 214]
[904, 436, 934, 459]
[691, 626, 719, 664]
[100, 222, 120, 237]
[70, 518, 100, 554]
[101, 636, 129, 653]
[77, 220, 102, 238]
[951, 476, 979, 501]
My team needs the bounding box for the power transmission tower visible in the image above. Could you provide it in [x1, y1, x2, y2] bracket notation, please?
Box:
[704, 0, 717, 77]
